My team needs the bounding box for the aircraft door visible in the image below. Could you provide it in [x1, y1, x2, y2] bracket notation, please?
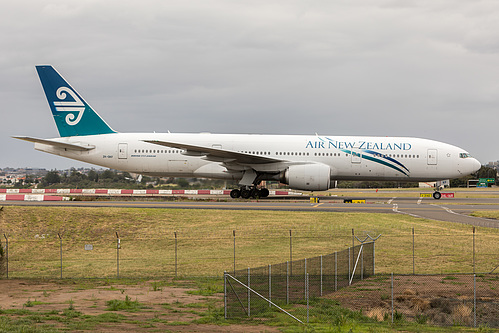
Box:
[427, 149, 437, 165]
[118, 143, 128, 159]
[351, 150, 361, 164]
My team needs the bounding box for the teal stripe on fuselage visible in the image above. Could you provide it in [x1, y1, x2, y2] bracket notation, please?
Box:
[341, 149, 409, 176]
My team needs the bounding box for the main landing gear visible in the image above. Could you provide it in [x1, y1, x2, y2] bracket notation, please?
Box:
[230, 187, 270, 199]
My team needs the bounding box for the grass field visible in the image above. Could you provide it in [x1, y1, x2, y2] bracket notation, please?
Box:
[1, 206, 498, 332]
[0, 277, 493, 333]
[1, 206, 498, 278]
[471, 211, 499, 219]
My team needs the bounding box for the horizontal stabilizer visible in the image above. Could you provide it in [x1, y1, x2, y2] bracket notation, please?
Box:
[13, 136, 95, 151]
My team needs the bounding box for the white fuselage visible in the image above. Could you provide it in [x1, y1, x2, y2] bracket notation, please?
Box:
[34, 133, 481, 186]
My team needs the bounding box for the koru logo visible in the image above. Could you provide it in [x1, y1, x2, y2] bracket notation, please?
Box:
[53, 87, 85, 126]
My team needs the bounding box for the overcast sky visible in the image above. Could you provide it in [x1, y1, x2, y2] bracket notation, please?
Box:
[1, 0, 498, 169]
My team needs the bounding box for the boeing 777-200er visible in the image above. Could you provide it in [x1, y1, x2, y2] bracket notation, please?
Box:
[15, 65, 481, 199]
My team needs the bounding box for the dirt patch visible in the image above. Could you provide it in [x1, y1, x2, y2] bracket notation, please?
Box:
[0, 279, 279, 332]
[325, 274, 499, 327]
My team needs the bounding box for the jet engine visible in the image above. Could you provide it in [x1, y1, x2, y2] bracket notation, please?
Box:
[282, 163, 331, 191]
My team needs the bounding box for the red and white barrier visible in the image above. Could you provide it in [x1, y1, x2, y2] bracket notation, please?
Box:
[0, 188, 301, 200]
[0, 194, 68, 201]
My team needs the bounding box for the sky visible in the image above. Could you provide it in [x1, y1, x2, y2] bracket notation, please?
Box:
[1, 0, 499, 169]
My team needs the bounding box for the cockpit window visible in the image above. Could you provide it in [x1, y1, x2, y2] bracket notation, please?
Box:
[459, 153, 472, 158]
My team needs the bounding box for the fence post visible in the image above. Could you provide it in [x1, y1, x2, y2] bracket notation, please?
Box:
[286, 261, 289, 304]
[361, 244, 364, 280]
[351, 229, 354, 281]
[473, 227, 475, 274]
[391, 272, 394, 323]
[334, 251, 337, 291]
[348, 247, 351, 282]
[320, 255, 323, 296]
[306, 273, 310, 324]
[224, 271, 227, 319]
[116, 232, 120, 278]
[3, 234, 8, 279]
[268, 264, 272, 307]
[289, 229, 292, 276]
[373, 238, 376, 275]
[412, 227, 415, 275]
[473, 274, 476, 328]
[248, 267, 250, 317]
[58, 233, 62, 279]
[352, 228, 355, 248]
[233, 230, 236, 275]
[304, 258, 307, 299]
[174, 231, 177, 278]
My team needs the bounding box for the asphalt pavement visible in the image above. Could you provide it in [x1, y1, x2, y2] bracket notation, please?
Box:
[2, 193, 499, 228]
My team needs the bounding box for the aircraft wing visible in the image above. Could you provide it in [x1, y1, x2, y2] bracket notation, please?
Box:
[13, 136, 95, 151]
[143, 140, 282, 164]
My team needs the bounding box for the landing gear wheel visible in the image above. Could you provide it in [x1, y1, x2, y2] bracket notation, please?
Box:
[260, 188, 270, 198]
[230, 189, 241, 198]
[251, 188, 260, 199]
[433, 191, 441, 200]
[241, 189, 251, 199]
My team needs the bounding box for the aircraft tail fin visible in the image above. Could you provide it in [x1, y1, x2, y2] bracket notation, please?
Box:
[35, 65, 116, 137]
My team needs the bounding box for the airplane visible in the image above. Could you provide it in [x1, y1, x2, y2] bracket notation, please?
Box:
[14, 65, 481, 200]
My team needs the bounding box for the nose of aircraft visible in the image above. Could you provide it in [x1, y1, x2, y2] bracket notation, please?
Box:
[471, 158, 482, 174]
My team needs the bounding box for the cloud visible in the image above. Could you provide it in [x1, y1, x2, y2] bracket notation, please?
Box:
[0, 0, 498, 167]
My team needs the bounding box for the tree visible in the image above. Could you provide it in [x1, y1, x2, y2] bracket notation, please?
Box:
[475, 166, 497, 180]
[176, 178, 190, 188]
[87, 170, 98, 182]
[68, 169, 86, 184]
[101, 169, 115, 180]
[42, 170, 61, 185]
[24, 175, 34, 184]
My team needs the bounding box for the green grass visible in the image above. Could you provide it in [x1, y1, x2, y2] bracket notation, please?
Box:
[471, 210, 499, 219]
[0, 277, 495, 332]
[224, 296, 488, 332]
[1, 206, 498, 277]
[106, 295, 147, 311]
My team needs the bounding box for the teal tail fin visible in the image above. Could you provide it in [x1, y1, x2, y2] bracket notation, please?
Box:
[36, 65, 116, 137]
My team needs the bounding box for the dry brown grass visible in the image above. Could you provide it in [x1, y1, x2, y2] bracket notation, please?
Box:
[0, 206, 498, 278]
[411, 297, 430, 312]
[452, 303, 472, 325]
[366, 307, 388, 321]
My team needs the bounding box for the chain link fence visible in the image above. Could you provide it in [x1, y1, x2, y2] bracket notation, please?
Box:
[225, 242, 375, 320]
[226, 262, 499, 328]
[0, 226, 497, 278]
[1, 226, 498, 328]
[326, 273, 499, 328]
